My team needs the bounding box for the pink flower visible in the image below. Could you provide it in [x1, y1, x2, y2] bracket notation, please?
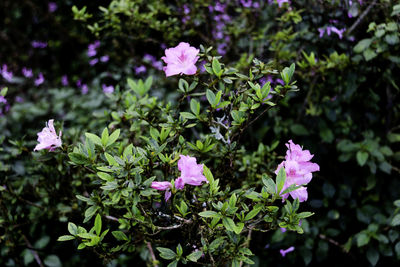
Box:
[280, 246, 295, 257]
[34, 119, 62, 151]
[275, 140, 319, 202]
[161, 42, 199, 77]
[150, 155, 207, 201]
[177, 155, 208, 186]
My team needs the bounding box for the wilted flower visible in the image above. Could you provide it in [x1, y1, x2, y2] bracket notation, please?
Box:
[34, 119, 62, 151]
[34, 73, 44, 86]
[275, 140, 320, 202]
[161, 42, 199, 77]
[280, 246, 295, 257]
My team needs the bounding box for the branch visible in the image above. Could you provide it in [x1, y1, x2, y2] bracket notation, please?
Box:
[147, 241, 159, 267]
[23, 235, 44, 267]
[346, 0, 378, 36]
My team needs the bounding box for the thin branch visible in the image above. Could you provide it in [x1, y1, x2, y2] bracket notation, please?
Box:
[23, 235, 44, 267]
[105, 215, 119, 222]
[347, 0, 377, 36]
[147, 241, 159, 267]
[239, 228, 253, 267]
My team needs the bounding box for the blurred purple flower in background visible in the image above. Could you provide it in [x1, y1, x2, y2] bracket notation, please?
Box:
[34, 73, 45, 86]
[1, 65, 13, 82]
[102, 84, 114, 94]
[31, 41, 48, 48]
[0, 95, 7, 104]
[81, 84, 89, 95]
[61, 75, 69, 86]
[134, 65, 147, 75]
[87, 41, 100, 57]
[89, 58, 98, 66]
[22, 67, 33, 78]
[280, 246, 295, 257]
[100, 55, 109, 62]
[48, 2, 58, 13]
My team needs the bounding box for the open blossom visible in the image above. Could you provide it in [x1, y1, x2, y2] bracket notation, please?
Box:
[161, 42, 199, 77]
[151, 155, 207, 201]
[177, 155, 208, 187]
[275, 140, 320, 202]
[280, 246, 295, 257]
[34, 119, 62, 151]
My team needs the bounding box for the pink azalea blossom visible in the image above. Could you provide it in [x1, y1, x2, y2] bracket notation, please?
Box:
[275, 140, 320, 202]
[280, 246, 295, 257]
[161, 42, 199, 77]
[151, 155, 207, 201]
[177, 155, 208, 186]
[34, 119, 62, 151]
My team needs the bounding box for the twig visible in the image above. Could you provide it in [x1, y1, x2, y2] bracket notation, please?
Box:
[147, 241, 159, 267]
[347, 0, 377, 36]
[23, 235, 44, 267]
[154, 224, 184, 230]
[239, 229, 253, 267]
[105, 215, 119, 222]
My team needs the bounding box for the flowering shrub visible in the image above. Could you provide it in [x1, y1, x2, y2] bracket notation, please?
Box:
[0, 1, 399, 266]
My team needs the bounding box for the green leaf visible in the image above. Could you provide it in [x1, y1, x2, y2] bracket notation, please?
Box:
[391, 214, 400, 227]
[354, 38, 372, 53]
[206, 89, 216, 107]
[68, 153, 88, 165]
[245, 206, 262, 221]
[290, 124, 309, 136]
[297, 212, 314, 219]
[203, 165, 214, 183]
[187, 250, 203, 262]
[68, 222, 78, 235]
[84, 206, 99, 223]
[357, 233, 370, 247]
[222, 217, 236, 232]
[97, 172, 113, 182]
[180, 112, 197, 120]
[199, 211, 220, 218]
[107, 129, 120, 147]
[367, 248, 380, 266]
[212, 58, 222, 77]
[276, 167, 286, 195]
[356, 151, 369, 167]
[57, 235, 75, 241]
[363, 49, 377, 61]
[94, 214, 102, 236]
[101, 128, 109, 147]
[44, 255, 61, 267]
[262, 175, 276, 195]
[190, 99, 200, 115]
[157, 247, 177, 260]
[112, 231, 128, 241]
[85, 133, 102, 146]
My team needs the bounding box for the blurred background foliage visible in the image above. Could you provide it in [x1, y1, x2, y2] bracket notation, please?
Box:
[1, 0, 399, 266]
